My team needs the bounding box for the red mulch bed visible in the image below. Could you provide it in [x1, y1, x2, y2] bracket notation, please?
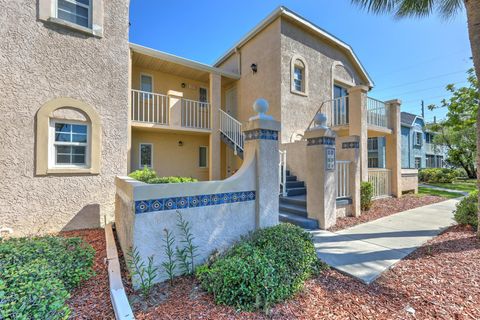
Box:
[329, 194, 447, 232]
[128, 225, 480, 319]
[62, 229, 115, 319]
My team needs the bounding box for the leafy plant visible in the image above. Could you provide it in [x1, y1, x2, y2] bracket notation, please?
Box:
[454, 190, 478, 230]
[127, 247, 158, 297]
[196, 223, 327, 312]
[0, 236, 95, 319]
[175, 211, 198, 275]
[162, 228, 176, 285]
[128, 167, 198, 184]
[360, 181, 373, 211]
[419, 168, 459, 183]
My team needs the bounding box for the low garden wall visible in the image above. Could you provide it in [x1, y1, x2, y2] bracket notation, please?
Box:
[401, 168, 419, 193]
[115, 105, 281, 287]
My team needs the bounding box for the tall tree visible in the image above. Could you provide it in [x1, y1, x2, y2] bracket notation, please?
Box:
[351, 0, 480, 238]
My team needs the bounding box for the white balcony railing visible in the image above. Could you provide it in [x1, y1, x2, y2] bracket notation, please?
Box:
[307, 96, 349, 129]
[181, 99, 211, 130]
[366, 97, 389, 129]
[336, 160, 351, 199]
[131, 89, 169, 125]
[219, 110, 244, 153]
[368, 168, 392, 199]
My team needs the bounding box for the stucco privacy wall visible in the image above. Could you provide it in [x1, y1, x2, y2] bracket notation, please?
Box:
[280, 18, 368, 143]
[115, 108, 280, 286]
[0, 0, 130, 235]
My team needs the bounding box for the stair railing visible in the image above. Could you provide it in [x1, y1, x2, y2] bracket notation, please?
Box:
[219, 110, 244, 155]
[279, 150, 287, 197]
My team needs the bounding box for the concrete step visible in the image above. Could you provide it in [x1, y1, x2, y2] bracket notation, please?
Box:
[285, 169, 290, 176]
[287, 187, 306, 196]
[286, 181, 304, 189]
[279, 202, 308, 217]
[279, 195, 307, 208]
[286, 175, 297, 182]
[280, 211, 318, 229]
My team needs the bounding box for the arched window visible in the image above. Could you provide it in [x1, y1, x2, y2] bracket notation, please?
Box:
[36, 98, 101, 175]
[290, 55, 308, 96]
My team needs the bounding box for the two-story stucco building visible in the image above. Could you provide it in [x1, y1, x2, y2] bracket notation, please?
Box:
[0, 3, 411, 235]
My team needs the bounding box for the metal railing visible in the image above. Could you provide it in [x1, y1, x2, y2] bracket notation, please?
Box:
[131, 89, 169, 125]
[366, 97, 389, 128]
[181, 98, 211, 129]
[368, 168, 392, 198]
[307, 96, 349, 130]
[336, 160, 351, 199]
[279, 150, 287, 197]
[219, 110, 244, 153]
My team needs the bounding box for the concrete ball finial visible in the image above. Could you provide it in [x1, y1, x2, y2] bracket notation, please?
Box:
[314, 113, 327, 127]
[253, 98, 269, 115]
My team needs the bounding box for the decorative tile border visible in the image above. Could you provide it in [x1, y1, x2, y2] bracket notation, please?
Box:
[342, 141, 359, 149]
[244, 129, 278, 141]
[307, 136, 335, 146]
[135, 191, 256, 214]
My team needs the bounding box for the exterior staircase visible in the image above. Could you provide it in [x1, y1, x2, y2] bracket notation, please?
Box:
[279, 170, 318, 229]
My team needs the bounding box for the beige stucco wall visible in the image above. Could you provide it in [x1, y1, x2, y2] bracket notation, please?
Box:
[280, 18, 368, 143]
[0, 0, 130, 236]
[401, 169, 419, 193]
[131, 129, 210, 181]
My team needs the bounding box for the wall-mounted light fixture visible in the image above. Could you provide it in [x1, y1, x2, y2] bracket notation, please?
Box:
[178, 141, 183, 147]
[181, 82, 186, 88]
[250, 63, 257, 73]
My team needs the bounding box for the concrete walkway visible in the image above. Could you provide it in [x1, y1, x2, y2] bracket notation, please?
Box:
[311, 199, 459, 284]
[419, 183, 468, 196]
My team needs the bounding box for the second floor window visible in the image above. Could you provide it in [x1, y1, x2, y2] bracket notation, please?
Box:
[367, 137, 378, 151]
[293, 62, 305, 92]
[199, 87, 208, 103]
[414, 131, 423, 146]
[57, 0, 91, 28]
[140, 74, 153, 93]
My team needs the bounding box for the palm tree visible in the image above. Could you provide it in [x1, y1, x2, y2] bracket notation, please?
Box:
[351, 0, 480, 238]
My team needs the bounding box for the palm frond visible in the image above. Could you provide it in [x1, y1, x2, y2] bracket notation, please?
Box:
[350, 0, 398, 14]
[395, 0, 435, 18]
[437, 0, 464, 19]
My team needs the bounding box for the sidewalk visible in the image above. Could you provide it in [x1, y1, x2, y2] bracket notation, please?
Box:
[311, 199, 459, 284]
[419, 183, 468, 196]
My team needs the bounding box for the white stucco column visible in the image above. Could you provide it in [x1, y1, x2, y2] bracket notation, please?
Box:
[243, 99, 281, 229]
[348, 85, 369, 182]
[304, 114, 337, 229]
[385, 99, 402, 197]
[209, 73, 221, 181]
[168, 90, 183, 127]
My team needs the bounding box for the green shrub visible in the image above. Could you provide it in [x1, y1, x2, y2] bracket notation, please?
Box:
[0, 236, 95, 319]
[454, 190, 478, 230]
[129, 167, 197, 184]
[196, 223, 326, 312]
[418, 168, 459, 183]
[361, 181, 373, 211]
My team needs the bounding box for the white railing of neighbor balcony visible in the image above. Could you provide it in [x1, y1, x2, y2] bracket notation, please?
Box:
[336, 160, 351, 199]
[219, 110, 244, 153]
[279, 150, 287, 197]
[307, 96, 349, 129]
[368, 168, 392, 198]
[366, 97, 389, 129]
[131, 89, 169, 125]
[181, 99, 211, 129]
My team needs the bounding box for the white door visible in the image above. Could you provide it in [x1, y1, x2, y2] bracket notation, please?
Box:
[225, 87, 237, 117]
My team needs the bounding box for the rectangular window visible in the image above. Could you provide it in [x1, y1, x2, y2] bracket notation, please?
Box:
[199, 146, 208, 168]
[368, 155, 379, 168]
[367, 138, 378, 151]
[293, 66, 303, 92]
[199, 87, 208, 103]
[426, 155, 435, 168]
[415, 157, 421, 169]
[140, 74, 153, 93]
[53, 122, 88, 166]
[139, 143, 153, 168]
[57, 0, 91, 28]
[437, 156, 444, 168]
[414, 131, 423, 146]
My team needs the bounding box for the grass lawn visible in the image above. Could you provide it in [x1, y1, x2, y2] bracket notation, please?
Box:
[418, 186, 463, 199]
[423, 179, 477, 193]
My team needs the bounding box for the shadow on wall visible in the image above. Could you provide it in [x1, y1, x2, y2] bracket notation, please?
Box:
[61, 204, 101, 231]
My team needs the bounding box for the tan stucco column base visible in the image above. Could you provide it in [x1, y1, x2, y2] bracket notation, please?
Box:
[385, 99, 402, 198]
[348, 85, 369, 182]
[304, 126, 337, 229]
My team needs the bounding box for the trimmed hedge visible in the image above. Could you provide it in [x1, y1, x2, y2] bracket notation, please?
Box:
[0, 236, 95, 319]
[196, 223, 327, 311]
[454, 190, 478, 230]
[419, 168, 459, 184]
[129, 167, 198, 184]
[361, 181, 373, 211]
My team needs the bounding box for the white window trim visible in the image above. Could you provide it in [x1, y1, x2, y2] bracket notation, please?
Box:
[413, 131, 423, 146]
[139, 143, 153, 169]
[199, 146, 208, 168]
[290, 55, 308, 96]
[55, 0, 92, 28]
[140, 73, 154, 93]
[48, 119, 91, 169]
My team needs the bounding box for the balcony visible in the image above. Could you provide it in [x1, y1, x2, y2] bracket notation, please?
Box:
[366, 97, 390, 130]
[131, 89, 211, 131]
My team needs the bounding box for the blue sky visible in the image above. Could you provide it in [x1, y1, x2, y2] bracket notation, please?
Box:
[129, 0, 473, 123]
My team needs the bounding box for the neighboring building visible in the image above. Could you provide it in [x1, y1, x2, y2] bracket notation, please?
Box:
[1, 4, 409, 236]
